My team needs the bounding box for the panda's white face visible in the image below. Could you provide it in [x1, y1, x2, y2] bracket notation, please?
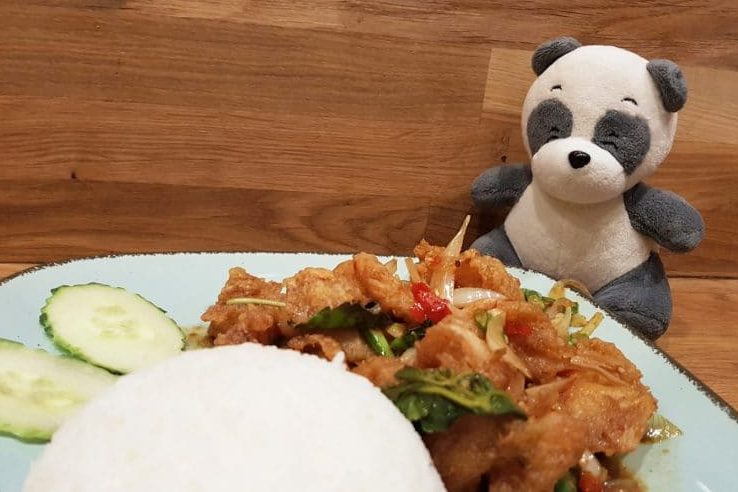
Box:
[522, 45, 678, 204]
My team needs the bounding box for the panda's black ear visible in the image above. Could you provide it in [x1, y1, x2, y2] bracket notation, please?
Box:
[532, 37, 581, 75]
[647, 59, 688, 112]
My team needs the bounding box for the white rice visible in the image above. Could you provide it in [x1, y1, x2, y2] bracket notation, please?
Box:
[24, 343, 445, 492]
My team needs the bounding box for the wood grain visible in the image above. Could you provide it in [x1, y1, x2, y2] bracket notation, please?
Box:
[0, 180, 428, 260]
[0, 97, 498, 198]
[0, 3, 490, 121]
[1, 263, 735, 410]
[0, 264, 34, 280]
[0, 1, 736, 278]
[657, 278, 738, 411]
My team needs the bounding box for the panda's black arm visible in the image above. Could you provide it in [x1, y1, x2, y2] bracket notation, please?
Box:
[471, 163, 532, 209]
[624, 182, 705, 253]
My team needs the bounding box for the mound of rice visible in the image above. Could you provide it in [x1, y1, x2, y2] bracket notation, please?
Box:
[24, 344, 445, 492]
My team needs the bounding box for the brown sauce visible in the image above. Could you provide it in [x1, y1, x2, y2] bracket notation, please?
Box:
[600, 454, 645, 491]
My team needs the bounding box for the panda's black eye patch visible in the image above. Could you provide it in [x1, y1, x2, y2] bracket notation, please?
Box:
[551, 84, 562, 91]
[622, 97, 638, 106]
[527, 99, 573, 155]
[592, 110, 650, 175]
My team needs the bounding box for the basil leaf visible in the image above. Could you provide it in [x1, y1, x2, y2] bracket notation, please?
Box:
[383, 368, 526, 433]
[522, 288, 555, 309]
[554, 472, 577, 492]
[521, 288, 542, 301]
[297, 303, 391, 331]
[389, 321, 430, 353]
[394, 393, 464, 433]
[361, 328, 394, 357]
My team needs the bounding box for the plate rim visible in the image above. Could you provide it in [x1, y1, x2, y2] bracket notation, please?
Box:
[2, 250, 737, 423]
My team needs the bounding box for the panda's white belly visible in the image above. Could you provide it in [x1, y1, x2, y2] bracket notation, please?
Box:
[504, 182, 653, 292]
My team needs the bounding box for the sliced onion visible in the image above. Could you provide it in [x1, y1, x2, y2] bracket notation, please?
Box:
[551, 306, 572, 339]
[399, 347, 418, 365]
[386, 322, 406, 339]
[225, 297, 286, 307]
[404, 258, 422, 283]
[430, 214, 471, 301]
[482, 309, 531, 378]
[579, 450, 607, 480]
[452, 287, 506, 307]
[484, 309, 507, 352]
[548, 278, 593, 300]
[445, 214, 471, 257]
[446, 318, 490, 360]
[580, 312, 604, 336]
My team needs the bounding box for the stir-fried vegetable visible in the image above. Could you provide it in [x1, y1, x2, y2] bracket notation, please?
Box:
[579, 312, 604, 337]
[383, 367, 526, 433]
[297, 303, 397, 356]
[429, 215, 471, 301]
[579, 451, 606, 480]
[556, 455, 644, 492]
[642, 413, 682, 443]
[361, 328, 393, 357]
[578, 471, 605, 492]
[410, 282, 451, 324]
[452, 287, 506, 307]
[554, 472, 577, 492]
[523, 285, 603, 344]
[578, 451, 607, 492]
[297, 303, 391, 332]
[552, 306, 573, 338]
[549, 279, 593, 300]
[523, 288, 556, 309]
[476, 309, 531, 378]
[389, 322, 430, 354]
[385, 322, 406, 339]
[297, 302, 438, 357]
[225, 297, 287, 307]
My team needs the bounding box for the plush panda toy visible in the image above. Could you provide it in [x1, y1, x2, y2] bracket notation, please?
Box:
[471, 37, 704, 339]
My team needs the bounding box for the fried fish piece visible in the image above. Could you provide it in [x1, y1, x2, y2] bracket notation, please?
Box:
[352, 252, 416, 321]
[352, 356, 406, 387]
[203, 263, 369, 344]
[286, 334, 343, 361]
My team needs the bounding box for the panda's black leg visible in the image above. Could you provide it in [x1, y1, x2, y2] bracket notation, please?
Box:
[470, 225, 523, 267]
[593, 253, 672, 340]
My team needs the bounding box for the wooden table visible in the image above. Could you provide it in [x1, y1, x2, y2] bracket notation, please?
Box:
[1, 263, 736, 410]
[1, 2, 736, 411]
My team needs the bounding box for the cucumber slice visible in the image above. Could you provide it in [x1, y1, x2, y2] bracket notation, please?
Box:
[41, 283, 184, 374]
[0, 338, 117, 441]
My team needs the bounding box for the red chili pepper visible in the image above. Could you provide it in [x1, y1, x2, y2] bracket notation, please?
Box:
[411, 282, 451, 324]
[504, 322, 532, 338]
[578, 472, 604, 492]
[409, 304, 426, 324]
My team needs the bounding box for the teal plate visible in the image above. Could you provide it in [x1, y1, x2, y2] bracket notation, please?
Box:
[1, 253, 737, 491]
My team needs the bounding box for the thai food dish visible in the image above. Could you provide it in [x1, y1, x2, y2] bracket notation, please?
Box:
[200, 218, 658, 492]
[5, 217, 676, 492]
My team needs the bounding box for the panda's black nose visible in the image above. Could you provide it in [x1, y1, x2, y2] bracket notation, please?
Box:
[568, 151, 591, 169]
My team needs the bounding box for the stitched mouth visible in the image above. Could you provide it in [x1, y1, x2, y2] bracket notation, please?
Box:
[597, 140, 619, 152]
